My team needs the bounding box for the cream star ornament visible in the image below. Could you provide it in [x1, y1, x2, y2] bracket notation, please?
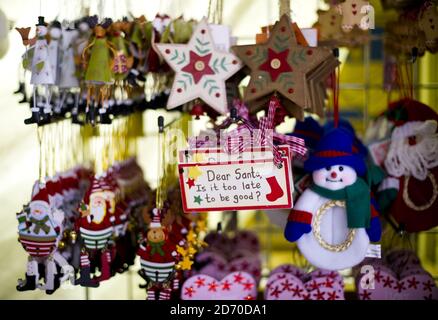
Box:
[156, 18, 242, 115]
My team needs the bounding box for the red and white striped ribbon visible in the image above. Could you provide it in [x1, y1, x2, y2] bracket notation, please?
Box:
[187, 97, 307, 165]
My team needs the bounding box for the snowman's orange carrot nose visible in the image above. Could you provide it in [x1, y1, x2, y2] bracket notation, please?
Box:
[331, 172, 337, 179]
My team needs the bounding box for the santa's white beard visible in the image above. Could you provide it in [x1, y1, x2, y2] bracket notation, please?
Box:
[91, 205, 105, 222]
[385, 133, 438, 180]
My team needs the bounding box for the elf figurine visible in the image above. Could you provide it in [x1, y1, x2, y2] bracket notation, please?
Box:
[137, 208, 180, 300]
[16, 186, 65, 294]
[74, 177, 115, 287]
[284, 128, 381, 270]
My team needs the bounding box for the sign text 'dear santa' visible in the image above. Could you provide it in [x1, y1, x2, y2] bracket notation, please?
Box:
[178, 149, 294, 212]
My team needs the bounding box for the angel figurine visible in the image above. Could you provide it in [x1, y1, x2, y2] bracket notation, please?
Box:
[82, 19, 116, 124]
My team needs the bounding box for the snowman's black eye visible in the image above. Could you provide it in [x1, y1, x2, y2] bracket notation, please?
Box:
[339, 166, 344, 172]
[325, 166, 331, 171]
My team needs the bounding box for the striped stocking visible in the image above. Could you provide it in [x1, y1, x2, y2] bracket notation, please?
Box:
[147, 290, 156, 300]
[159, 288, 172, 300]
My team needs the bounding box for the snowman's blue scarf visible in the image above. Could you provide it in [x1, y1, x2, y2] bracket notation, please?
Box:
[310, 177, 371, 228]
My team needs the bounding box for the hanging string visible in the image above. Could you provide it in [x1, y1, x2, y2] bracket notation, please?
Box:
[156, 117, 165, 210]
[207, 0, 223, 24]
[331, 65, 340, 128]
[37, 127, 44, 181]
[279, 0, 291, 18]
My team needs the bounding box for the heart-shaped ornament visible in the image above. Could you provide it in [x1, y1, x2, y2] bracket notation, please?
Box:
[357, 270, 438, 300]
[181, 272, 257, 300]
[265, 273, 344, 300]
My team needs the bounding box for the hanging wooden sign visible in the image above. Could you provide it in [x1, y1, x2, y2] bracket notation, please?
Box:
[178, 149, 293, 212]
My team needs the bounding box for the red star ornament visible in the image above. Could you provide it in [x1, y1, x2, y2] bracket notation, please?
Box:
[232, 14, 337, 120]
[156, 18, 242, 115]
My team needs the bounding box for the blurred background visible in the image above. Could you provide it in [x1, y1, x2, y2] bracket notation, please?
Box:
[0, 0, 437, 299]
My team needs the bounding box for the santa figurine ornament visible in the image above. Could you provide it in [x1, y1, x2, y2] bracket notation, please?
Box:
[74, 177, 115, 287]
[137, 208, 180, 300]
[16, 186, 65, 294]
[284, 128, 381, 270]
[378, 100, 438, 232]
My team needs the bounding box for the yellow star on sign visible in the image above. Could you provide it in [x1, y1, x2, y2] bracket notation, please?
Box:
[187, 166, 203, 180]
[179, 257, 194, 270]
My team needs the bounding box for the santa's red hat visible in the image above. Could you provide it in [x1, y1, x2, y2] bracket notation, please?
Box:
[389, 99, 438, 137]
[31, 187, 50, 206]
[83, 177, 103, 204]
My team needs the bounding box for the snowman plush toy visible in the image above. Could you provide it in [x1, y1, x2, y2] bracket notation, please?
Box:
[284, 128, 381, 270]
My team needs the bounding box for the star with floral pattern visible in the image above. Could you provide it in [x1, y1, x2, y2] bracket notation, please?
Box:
[232, 14, 336, 119]
[182, 52, 215, 84]
[156, 18, 242, 114]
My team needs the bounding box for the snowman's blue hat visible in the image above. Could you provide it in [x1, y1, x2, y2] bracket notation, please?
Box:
[304, 128, 367, 176]
[288, 117, 323, 151]
[324, 118, 368, 158]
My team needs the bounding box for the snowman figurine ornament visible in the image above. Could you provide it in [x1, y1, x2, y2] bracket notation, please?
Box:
[284, 128, 381, 270]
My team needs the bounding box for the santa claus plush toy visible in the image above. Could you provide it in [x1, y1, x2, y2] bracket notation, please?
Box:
[137, 208, 180, 300]
[378, 101, 438, 232]
[16, 186, 65, 294]
[284, 128, 381, 270]
[74, 177, 115, 287]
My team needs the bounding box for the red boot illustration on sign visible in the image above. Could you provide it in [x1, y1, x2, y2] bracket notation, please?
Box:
[265, 176, 284, 202]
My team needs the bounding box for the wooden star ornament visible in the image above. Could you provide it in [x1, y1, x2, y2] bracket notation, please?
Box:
[156, 18, 242, 115]
[232, 14, 336, 119]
